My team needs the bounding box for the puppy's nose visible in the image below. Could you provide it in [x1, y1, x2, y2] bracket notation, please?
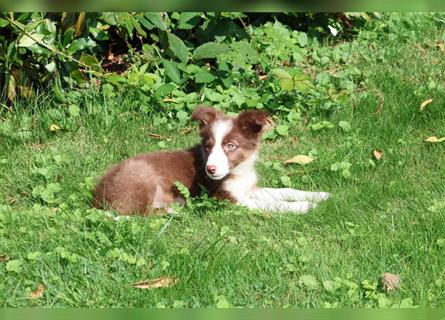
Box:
[206, 165, 216, 174]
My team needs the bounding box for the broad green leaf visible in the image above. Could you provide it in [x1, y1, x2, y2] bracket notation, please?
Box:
[293, 79, 311, 93]
[322, 280, 341, 292]
[178, 12, 201, 29]
[120, 13, 135, 36]
[231, 41, 259, 64]
[297, 32, 308, 47]
[62, 27, 75, 47]
[292, 71, 312, 93]
[271, 68, 292, 80]
[130, 15, 147, 37]
[398, 298, 414, 308]
[316, 72, 331, 85]
[47, 183, 62, 193]
[18, 33, 44, 47]
[141, 74, 157, 87]
[66, 37, 96, 54]
[194, 70, 217, 84]
[193, 42, 230, 60]
[70, 69, 86, 85]
[271, 69, 297, 91]
[377, 294, 391, 308]
[276, 124, 289, 136]
[163, 60, 181, 84]
[279, 78, 294, 91]
[27, 251, 42, 260]
[89, 26, 109, 41]
[155, 83, 176, 98]
[99, 12, 118, 25]
[79, 53, 101, 71]
[176, 110, 188, 124]
[36, 167, 52, 178]
[45, 61, 56, 73]
[280, 175, 292, 187]
[6, 260, 22, 273]
[0, 18, 9, 27]
[68, 105, 80, 117]
[43, 18, 56, 34]
[136, 15, 154, 30]
[299, 275, 319, 290]
[330, 161, 351, 171]
[231, 92, 246, 106]
[215, 296, 231, 308]
[105, 74, 127, 84]
[338, 120, 351, 132]
[167, 32, 189, 63]
[144, 13, 166, 31]
[142, 44, 155, 61]
[310, 121, 334, 131]
[341, 169, 351, 178]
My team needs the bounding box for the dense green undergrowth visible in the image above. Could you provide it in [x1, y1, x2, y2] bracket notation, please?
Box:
[1, 13, 445, 307]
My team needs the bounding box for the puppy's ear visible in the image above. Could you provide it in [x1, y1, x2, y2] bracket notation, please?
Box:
[191, 106, 222, 127]
[237, 110, 270, 136]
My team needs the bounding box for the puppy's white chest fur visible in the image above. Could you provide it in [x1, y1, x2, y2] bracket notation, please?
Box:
[222, 154, 258, 202]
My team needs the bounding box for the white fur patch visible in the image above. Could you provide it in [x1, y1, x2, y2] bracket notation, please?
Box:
[223, 153, 258, 202]
[151, 183, 164, 208]
[206, 119, 233, 179]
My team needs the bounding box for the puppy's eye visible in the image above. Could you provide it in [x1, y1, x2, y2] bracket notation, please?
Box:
[225, 143, 237, 151]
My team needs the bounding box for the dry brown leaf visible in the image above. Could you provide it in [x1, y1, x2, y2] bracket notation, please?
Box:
[373, 149, 384, 161]
[179, 127, 192, 134]
[49, 124, 61, 132]
[146, 133, 172, 141]
[0, 255, 10, 262]
[284, 155, 315, 165]
[263, 116, 276, 132]
[374, 91, 385, 114]
[132, 276, 178, 289]
[435, 41, 445, 52]
[380, 273, 400, 291]
[162, 98, 179, 103]
[146, 133, 162, 139]
[424, 136, 445, 143]
[420, 98, 433, 111]
[258, 75, 268, 80]
[30, 284, 45, 299]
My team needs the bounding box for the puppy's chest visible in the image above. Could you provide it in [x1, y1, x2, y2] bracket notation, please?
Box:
[222, 170, 257, 202]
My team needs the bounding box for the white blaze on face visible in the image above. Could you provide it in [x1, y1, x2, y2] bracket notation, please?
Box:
[206, 119, 233, 180]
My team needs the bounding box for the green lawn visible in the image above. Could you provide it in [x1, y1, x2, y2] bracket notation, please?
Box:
[1, 15, 445, 307]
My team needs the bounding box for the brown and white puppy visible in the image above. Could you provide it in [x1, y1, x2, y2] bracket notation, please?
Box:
[93, 106, 330, 215]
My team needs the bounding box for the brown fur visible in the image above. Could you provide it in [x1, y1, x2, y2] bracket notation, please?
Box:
[93, 107, 269, 215]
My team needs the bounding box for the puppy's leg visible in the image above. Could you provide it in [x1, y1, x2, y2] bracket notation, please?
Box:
[252, 188, 330, 202]
[240, 197, 316, 214]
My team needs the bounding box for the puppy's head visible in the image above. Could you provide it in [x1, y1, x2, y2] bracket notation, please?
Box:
[192, 106, 269, 180]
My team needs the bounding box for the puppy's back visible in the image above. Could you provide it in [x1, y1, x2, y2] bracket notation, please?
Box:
[93, 148, 202, 215]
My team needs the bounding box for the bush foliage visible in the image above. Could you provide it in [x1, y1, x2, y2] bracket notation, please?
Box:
[0, 12, 371, 110]
[1, 12, 442, 135]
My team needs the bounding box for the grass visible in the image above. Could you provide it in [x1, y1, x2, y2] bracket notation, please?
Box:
[1, 15, 445, 307]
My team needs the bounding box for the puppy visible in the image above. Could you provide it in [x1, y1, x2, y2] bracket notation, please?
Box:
[93, 106, 330, 214]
